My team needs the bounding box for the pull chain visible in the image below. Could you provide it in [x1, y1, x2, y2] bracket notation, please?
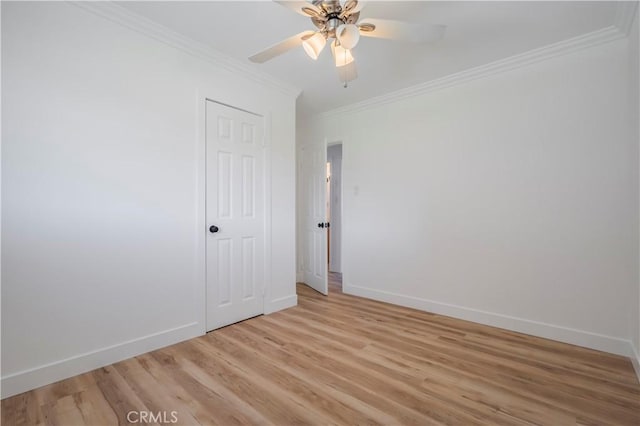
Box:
[343, 47, 348, 88]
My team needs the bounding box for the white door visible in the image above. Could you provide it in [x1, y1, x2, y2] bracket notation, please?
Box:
[301, 141, 328, 295]
[206, 100, 265, 331]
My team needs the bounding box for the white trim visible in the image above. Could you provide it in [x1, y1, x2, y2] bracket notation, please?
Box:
[196, 92, 208, 335]
[69, 1, 634, 112]
[264, 295, 298, 315]
[263, 112, 274, 315]
[296, 270, 304, 282]
[343, 282, 633, 357]
[322, 26, 625, 117]
[614, 0, 639, 36]
[0, 322, 201, 399]
[70, 1, 301, 99]
[631, 344, 640, 384]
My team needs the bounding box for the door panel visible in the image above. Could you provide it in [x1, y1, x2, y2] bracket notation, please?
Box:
[217, 238, 232, 305]
[241, 237, 256, 299]
[206, 100, 264, 331]
[301, 141, 328, 295]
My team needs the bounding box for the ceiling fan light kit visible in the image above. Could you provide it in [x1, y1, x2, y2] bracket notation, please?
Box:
[331, 40, 354, 67]
[336, 23, 360, 50]
[302, 32, 327, 60]
[251, 0, 447, 86]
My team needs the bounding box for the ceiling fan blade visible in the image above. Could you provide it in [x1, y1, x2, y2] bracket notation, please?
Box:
[358, 19, 446, 43]
[273, 1, 322, 17]
[249, 31, 315, 63]
[341, 0, 367, 16]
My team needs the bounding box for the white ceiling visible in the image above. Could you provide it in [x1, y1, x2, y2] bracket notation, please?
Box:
[116, 1, 619, 115]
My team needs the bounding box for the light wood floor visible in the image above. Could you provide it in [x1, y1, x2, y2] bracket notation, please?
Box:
[3, 273, 640, 425]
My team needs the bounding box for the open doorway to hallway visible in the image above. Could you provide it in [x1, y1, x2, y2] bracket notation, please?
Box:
[298, 140, 341, 296]
[328, 272, 343, 293]
[326, 143, 342, 292]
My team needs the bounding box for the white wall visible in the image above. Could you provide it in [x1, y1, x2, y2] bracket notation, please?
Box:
[1, 2, 297, 397]
[306, 36, 636, 355]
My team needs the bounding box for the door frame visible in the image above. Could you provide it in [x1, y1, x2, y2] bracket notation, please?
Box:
[196, 94, 273, 334]
[297, 137, 349, 294]
[326, 141, 343, 274]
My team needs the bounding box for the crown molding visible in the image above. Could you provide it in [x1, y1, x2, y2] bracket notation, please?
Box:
[614, 0, 639, 36]
[322, 25, 626, 118]
[70, 1, 302, 99]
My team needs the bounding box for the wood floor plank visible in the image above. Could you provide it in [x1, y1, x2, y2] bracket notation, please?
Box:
[160, 340, 324, 425]
[150, 347, 269, 425]
[248, 316, 517, 425]
[204, 331, 385, 425]
[72, 385, 119, 426]
[113, 358, 201, 425]
[136, 352, 230, 426]
[228, 322, 437, 425]
[2, 274, 639, 425]
[184, 337, 340, 425]
[217, 325, 404, 425]
[92, 365, 156, 425]
[293, 295, 638, 412]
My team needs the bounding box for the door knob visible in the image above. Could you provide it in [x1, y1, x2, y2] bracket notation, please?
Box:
[209, 225, 219, 233]
[317, 223, 325, 228]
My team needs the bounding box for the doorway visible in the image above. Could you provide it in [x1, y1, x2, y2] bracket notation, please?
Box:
[299, 140, 342, 296]
[326, 143, 343, 292]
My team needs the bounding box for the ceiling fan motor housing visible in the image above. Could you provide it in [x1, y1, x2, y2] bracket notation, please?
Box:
[311, 0, 360, 39]
[326, 17, 342, 37]
[315, 0, 341, 14]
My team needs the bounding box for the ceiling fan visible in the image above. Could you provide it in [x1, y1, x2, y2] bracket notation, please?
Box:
[249, 0, 446, 87]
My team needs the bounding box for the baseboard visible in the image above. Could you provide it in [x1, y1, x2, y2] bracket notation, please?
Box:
[631, 344, 640, 384]
[265, 294, 298, 315]
[343, 283, 632, 357]
[1, 322, 202, 399]
[2, 294, 299, 398]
